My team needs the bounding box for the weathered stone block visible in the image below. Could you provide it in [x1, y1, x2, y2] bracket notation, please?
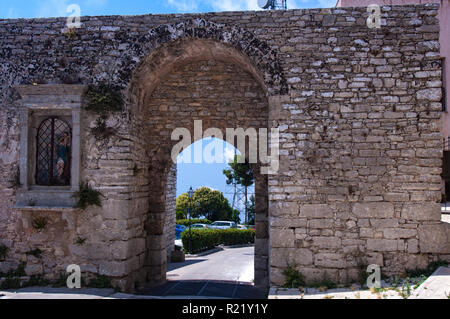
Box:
[312, 236, 341, 249]
[367, 239, 398, 252]
[418, 223, 450, 253]
[353, 202, 394, 218]
[270, 248, 313, 267]
[299, 204, 332, 218]
[270, 228, 295, 248]
[314, 253, 346, 268]
[416, 88, 442, 101]
[383, 228, 417, 239]
[99, 260, 128, 277]
[270, 217, 306, 228]
[270, 201, 299, 217]
[401, 203, 441, 221]
[308, 219, 334, 229]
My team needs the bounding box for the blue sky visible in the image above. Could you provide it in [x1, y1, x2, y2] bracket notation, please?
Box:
[177, 138, 254, 223]
[0, 0, 338, 19]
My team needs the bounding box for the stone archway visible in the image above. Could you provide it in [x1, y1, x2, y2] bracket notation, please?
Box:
[127, 35, 280, 289]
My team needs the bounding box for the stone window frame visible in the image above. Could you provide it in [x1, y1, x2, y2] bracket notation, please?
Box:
[14, 84, 85, 209]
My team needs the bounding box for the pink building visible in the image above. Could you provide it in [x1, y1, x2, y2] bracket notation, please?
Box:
[337, 0, 450, 198]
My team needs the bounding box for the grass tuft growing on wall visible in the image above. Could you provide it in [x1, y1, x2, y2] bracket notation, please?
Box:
[73, 183, 104, 210]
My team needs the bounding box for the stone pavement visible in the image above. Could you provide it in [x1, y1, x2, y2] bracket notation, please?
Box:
[0, 287, 117, 299]
[409, 266, 450, 299]
[269, 266, 450, 300]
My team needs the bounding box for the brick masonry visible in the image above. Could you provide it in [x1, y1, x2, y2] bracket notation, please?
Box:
[0, 4, 449, 291]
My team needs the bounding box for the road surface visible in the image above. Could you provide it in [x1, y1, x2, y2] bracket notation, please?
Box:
[167, 246, 254, 282]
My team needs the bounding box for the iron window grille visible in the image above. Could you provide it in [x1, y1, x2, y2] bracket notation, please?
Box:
[36, 117, 72, 186]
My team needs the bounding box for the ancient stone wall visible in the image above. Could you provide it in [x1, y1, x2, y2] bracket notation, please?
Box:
[0, 4, 448, 291]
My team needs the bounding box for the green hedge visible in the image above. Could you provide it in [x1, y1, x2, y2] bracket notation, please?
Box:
[181, 229, 255, 253]
[176, 219, 211, 227]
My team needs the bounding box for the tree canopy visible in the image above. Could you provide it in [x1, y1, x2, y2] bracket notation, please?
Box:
[223, 155, 254, 188]
[176, 186, 240, 223]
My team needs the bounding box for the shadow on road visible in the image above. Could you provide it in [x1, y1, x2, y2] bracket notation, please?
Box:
[139, 280, 266, 299]
[166, 259, 207, 272]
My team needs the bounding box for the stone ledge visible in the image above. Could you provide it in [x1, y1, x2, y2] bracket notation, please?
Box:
[12, 205, 80, 212]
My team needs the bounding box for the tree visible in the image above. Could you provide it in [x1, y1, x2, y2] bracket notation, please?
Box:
[175, 187, 235, 222]
[247, 195, 255, 225]
[230, 209, 241, 224]
[176, 193, 189, 219]
[223, 155, 254, 224]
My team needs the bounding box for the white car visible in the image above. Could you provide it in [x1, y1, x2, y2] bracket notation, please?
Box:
[209, 221, 237, 229]
[237, 224, 248, 230]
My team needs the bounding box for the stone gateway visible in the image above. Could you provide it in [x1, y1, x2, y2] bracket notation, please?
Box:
[0, 4, 449, 292]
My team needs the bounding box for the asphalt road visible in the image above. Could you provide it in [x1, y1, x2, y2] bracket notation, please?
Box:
[167, 246, 254, 282]
[140, 246, 266, 298]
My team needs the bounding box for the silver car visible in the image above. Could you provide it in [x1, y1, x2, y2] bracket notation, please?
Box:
[209, 221, 237, 229]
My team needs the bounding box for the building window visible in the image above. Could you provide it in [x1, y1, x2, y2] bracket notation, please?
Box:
[36, 117, 72, 186]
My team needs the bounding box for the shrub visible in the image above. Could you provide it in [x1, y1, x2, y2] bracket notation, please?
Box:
[32, 217, 48, 231]
[282, 262, 305, 288]
[26, 248, 43, 258]
[0, 277, 21, 290]
[405, 259, 449, 278]
[88, 275, 112, 289]
[73, 183, 104, 210]
[181, 228, 255, 254]
[176, 219, 212, 227]
[0, 244, 9, 260]
[217, 229, 255, 246]
[84, 84, 124, 115]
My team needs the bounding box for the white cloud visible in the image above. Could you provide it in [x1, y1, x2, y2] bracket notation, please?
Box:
[224, 146, 237, 162]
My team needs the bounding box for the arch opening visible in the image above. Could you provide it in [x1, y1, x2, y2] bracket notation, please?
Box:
[129, 42, 271, 291]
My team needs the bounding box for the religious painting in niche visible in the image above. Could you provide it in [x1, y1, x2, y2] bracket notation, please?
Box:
[36, 117, 71, 186]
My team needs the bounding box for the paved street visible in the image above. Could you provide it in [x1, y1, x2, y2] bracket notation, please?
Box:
[139, 246, 266, 298]
[167, 246, 254, 282]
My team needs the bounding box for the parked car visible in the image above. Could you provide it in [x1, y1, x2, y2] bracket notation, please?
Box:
[209, 221, 237, 229]
[237, 224, 248, 230]
[190, 223, 210, 229]
[175, 224, 187, 239]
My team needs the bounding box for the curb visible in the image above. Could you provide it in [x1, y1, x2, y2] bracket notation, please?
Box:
[221, 244, 255, 249]
[185, 247, 223, 257]
[185, 244, 254, 257]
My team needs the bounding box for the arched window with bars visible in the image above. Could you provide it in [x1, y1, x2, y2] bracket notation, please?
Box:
[36, 117, 72, 186]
